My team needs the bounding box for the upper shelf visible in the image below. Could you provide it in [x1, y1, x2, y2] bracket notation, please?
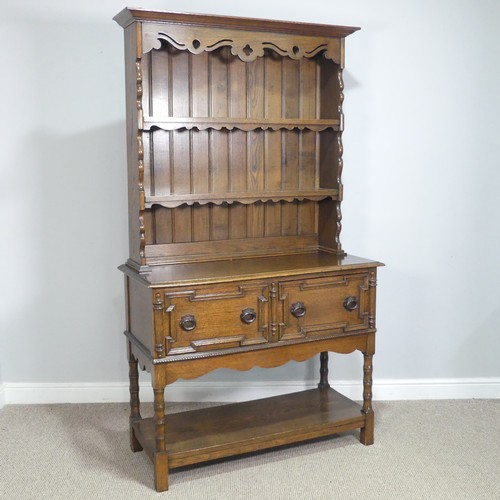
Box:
[142, 117, 341, 132]
[144, 189, 339, 209]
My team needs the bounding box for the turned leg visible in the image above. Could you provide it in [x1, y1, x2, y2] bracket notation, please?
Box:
[153, 384, 169, 492]
[127, 341, 143, 452]
[360, 352, 374, 445]
[318, 351, 331, 389]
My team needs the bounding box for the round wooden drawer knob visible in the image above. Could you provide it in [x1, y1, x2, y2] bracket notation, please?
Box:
[240, 308, 257, 324]
[290, 302, 306, 318]
[180, 314, 197, 331]
[343, 296, 358, 312]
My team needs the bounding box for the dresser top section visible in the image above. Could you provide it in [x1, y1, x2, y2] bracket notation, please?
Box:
[113, 8, 360, 38]
[120, 253, 383, 288]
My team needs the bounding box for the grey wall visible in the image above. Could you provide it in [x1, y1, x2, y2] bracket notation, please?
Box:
[1, 0, 499, 393]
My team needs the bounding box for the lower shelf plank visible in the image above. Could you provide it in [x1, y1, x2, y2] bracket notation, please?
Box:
[133, 388, 366, 468]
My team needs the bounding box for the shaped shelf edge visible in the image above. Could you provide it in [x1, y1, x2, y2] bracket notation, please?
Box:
[144, 190, 339, 209]
[141, 117, 341, 132]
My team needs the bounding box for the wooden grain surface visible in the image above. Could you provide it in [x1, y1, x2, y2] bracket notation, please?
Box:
[115, 11, 375, 492]
[114, 8, 360, 38]
[133, 388, 365, 467]
[121, 252, 382, 287]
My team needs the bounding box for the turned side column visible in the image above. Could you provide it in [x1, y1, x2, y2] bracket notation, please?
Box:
[127, 341, 143, 452]
[360, 270, 377, 445]
[153, 377, 169, 492]
[318, 351, 331, 389]
[360, 351, 374, 445]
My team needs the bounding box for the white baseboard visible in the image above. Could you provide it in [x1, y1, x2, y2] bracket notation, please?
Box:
[373, 377, 500, 400]
[1, 378, 499, 406]
[0, 384, 5, 409]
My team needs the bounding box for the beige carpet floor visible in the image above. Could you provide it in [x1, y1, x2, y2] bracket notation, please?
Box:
[1, 399, 499, 499]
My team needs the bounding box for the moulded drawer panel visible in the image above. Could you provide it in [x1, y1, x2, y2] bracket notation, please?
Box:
[159, 282, 269, 356]
[279, 273, 370, 341]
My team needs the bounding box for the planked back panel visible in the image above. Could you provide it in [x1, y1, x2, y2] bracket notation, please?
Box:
[139, 44, 341, 261]
[141, 46, 339, 120]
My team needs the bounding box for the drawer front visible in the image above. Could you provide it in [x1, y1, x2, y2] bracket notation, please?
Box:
[157, 282, 269, 356]
[279, 273, 371, 341]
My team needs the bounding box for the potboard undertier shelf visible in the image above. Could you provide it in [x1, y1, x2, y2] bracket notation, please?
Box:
[132, 388, 365, 468]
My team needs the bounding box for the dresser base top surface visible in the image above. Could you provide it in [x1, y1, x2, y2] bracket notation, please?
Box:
[120, 252, 383, 287]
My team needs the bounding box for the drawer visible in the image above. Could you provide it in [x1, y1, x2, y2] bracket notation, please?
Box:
[279, 273, 371, 340]
[157, 282, 269, 356]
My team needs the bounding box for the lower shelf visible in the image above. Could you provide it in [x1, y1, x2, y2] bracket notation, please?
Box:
[133, 388, 366, 468]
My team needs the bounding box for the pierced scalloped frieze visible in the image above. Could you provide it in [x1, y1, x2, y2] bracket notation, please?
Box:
[141, 23, 342, 63]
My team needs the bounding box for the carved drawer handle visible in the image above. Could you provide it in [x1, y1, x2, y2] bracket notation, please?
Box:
[179, 315, 197, 331]
[343, 296, 358, 312]
[240, 308, 257, 324]
[291, 302, 306, 318]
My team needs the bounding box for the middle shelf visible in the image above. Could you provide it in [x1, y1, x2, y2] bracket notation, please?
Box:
[142, 116, 341, 132]
[144, 189, 339, 208]
[141, 128, 341, 202]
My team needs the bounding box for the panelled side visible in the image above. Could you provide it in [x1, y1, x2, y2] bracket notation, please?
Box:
[128, 278, 154, 355]
[123, 23, 144, 269]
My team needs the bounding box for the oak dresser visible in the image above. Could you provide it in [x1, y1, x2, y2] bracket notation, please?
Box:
[114, 8, 383, 491]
